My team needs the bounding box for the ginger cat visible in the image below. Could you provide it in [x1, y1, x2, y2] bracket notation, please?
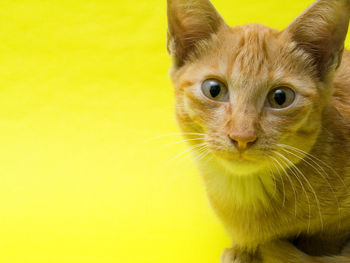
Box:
[167, 0, 350, 262]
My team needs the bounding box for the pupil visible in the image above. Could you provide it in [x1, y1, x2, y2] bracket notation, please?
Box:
[209, 83, 221, 98]
[274, 89, 286, 105]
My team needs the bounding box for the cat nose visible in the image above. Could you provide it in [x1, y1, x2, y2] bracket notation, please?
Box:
[228, 133, 257, 152]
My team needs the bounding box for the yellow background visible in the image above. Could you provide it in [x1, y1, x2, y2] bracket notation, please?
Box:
[0, 0, 348, 262]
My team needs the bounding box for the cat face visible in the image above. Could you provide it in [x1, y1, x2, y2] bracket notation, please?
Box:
[167, 0, 349, 175]
[171, 25, 320, 174]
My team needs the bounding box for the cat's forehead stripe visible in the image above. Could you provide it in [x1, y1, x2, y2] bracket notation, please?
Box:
[229, 25, 273, 81]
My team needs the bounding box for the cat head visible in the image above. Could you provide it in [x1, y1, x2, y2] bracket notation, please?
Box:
[167, 0, 350, 175]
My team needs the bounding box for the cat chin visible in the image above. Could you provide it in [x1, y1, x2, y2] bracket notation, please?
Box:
[213, 153, 267, 176]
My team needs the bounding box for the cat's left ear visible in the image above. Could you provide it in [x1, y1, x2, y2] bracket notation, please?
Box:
[167, 0, 227, 68]
[283, 0, 350, 80]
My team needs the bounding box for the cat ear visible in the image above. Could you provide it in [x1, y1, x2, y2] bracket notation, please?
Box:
[283, 0, 350, 80]
[167, 0, 226, 67]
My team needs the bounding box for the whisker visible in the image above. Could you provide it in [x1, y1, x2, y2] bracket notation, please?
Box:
[278, 144, 346, 188]
[195, 148, 210, 161]
[269, 157, 286, 207]
[184, 147, 210, 170]
[172, 144, 208, 173]
[274, 151, 312, 232]
[274, 151, 323, 232]
[163, 144, 214, 196]
[279, 143, 346, 230]
[276, 152, 312, 231]
[280, 147, 336, 193]
[280, 146, 342, 230]
[270, 155, 297, 216]
[163, 142, 207, 169]
[267, 166, 278, 198]
[156, 144, 208, 201]
[155, 138, 205, 151]
[144, 132, 206, 143]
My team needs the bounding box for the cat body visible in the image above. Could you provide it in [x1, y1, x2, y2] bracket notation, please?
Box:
[167, 0, 350, 262]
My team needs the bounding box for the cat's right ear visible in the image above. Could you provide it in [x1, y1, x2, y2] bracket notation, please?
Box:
[167, 0, 226, 67]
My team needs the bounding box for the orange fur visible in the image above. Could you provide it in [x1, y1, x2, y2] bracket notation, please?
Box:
[167, 0, 350, 262]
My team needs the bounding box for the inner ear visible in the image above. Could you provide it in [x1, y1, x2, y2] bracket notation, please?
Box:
[283, 0, 350, 80]
[167, 0, 227, 67]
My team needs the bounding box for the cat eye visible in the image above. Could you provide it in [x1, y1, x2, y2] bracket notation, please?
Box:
[267, 86, 296, 109]
[201, 79, 228, 102]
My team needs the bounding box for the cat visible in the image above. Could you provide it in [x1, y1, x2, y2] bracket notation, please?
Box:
[167, 0, 350, 262]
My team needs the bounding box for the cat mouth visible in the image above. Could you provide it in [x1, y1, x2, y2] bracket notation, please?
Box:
[237, 153, 246, 160]
[213, 152, 264, 175]
[205, 142, 269, 163]
[212, 149, 258, 162]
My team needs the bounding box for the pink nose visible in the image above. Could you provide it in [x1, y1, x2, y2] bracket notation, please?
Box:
[228, 133, 257, 152]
